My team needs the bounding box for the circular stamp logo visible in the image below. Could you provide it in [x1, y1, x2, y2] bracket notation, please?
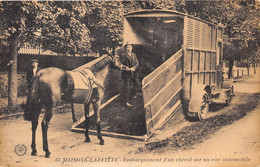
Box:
[15, 144, 27, 156]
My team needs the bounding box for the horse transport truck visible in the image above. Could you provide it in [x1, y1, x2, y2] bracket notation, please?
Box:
[72, 10, 234, 141]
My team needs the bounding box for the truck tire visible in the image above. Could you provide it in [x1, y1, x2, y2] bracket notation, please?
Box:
[189, 91, 209, 121]
[225, 98, 231, 106]
[231, 85, 235, 96]
[225, 86, 234, 106]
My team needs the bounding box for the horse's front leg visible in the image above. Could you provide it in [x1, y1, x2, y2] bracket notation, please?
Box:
[84, 103, 91, 142]
[41, 104, 53, 158]
[92, 100, 104, 145]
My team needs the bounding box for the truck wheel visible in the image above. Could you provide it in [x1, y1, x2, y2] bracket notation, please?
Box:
[189, 91, 210, 121]
[231, 85, 235, 96]
[196, 92, 210, 120]
[225, 86, 234, 106]
[225, 99, 231, 106]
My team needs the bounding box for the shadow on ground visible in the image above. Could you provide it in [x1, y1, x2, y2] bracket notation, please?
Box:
[136, 93, 260, 153]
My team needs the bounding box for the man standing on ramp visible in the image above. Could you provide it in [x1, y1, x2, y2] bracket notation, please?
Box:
[115, 42, 140, 107]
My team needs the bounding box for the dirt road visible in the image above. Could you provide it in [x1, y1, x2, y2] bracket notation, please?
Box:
[0, 75, 259, 167]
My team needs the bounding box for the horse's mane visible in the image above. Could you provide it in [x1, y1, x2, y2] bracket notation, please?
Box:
[89, 55, 112, 73]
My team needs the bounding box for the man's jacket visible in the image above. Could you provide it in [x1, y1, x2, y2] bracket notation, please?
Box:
[115, 47, 139, 79]
[26, 67, 41, 84]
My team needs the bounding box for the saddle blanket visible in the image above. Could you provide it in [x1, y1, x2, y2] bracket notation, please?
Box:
[64, 69, 97, 104]
[68, 69, 97, 89]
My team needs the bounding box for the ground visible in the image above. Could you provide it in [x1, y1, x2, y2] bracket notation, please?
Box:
[0, 73, 259, 167]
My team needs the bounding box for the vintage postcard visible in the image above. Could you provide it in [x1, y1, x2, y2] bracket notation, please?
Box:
[0, 1, 259, 167]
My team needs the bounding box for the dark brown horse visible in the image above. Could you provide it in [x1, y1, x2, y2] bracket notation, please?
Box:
[23, 54, 115, 158]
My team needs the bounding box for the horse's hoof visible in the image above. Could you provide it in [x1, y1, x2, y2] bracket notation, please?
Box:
[100, 140, 104, 145]
[85, 138, 91, 142]
[73, 119, 77, 123]
[45, 152, 51, 158]
[31, 151, 37, 156]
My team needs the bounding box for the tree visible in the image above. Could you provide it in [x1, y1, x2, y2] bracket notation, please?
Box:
[82, 0, 186, 54]
[0, 1, 93, 108]
[241, 3, 260, 74]
[39, 1, 91, 56]
[185, 0, 259, 78]
[0, 1, 41, 107]
[82, 1, 125, 54]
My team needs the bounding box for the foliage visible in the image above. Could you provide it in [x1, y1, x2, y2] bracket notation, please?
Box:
[0, 1, 40, 49]
[82, 0, 186, 53]
[83, 1, 125, 53]
[185, 0, 259, 62]
[0, 1, 41, 107]
[1, 1, 258, 59]
[38, 1, 91, 56]
[1, 1, 259, 106]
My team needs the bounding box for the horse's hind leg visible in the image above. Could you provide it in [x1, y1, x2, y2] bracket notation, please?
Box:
[41, 103, 53, 158]
[71, 102, 77, 123]
[92, 100, 104, 145]
[31, 120, 38, 156]
[84, 102, 91, 142]
[31, 106, 41, 156]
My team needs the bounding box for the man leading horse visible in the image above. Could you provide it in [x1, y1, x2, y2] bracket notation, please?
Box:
[115, 42, 140, 107]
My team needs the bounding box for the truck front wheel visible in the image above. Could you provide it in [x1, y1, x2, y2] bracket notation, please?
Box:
[197, 92, 209, 120]
[189, 91, 210, 121]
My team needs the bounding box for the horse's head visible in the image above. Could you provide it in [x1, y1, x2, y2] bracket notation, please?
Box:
[98, 52, 120, 70]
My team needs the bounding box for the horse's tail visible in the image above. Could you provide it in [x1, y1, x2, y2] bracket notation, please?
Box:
[23, 74, 41, 121]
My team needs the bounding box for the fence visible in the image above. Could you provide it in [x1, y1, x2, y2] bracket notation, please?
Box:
[232, 67, 255, 79]
[223, 67, 256, 79]
[0, 39, 98, 72]
[19, 45, 59, 56]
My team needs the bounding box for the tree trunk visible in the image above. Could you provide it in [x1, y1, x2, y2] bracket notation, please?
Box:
[228, 59, 234, 79]
[247, 58, 250, 76]
[254, 62, 256, 74]
[8, 33, 19, 108]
